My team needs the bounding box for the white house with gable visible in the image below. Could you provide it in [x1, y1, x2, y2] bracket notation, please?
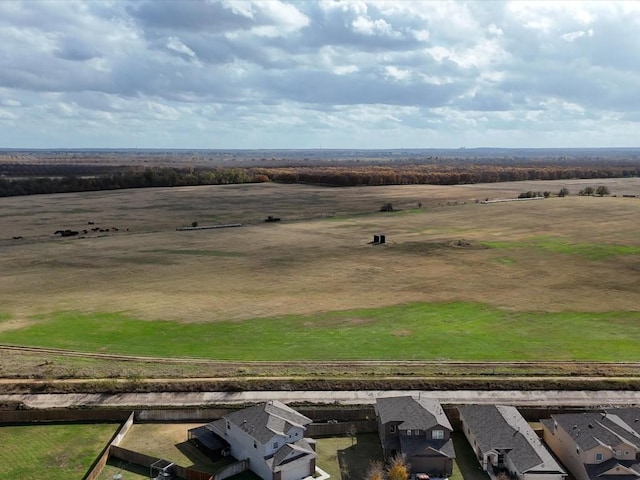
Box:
[204, 400, 317, 480]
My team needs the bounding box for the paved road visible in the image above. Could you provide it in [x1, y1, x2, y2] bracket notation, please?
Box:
[2, 390, 640, 409]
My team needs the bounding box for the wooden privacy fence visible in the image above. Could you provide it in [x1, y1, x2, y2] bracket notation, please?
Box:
[110, 445, 218, 480]
[214, 459, 250, 480]
[308, 418, 378, 437]
[84, 412, 135, 480]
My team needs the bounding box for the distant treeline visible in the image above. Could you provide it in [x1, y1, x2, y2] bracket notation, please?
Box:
[0, 166, 261, 197]
[256, 163, 640, 186]
[1, 161, 639, 197]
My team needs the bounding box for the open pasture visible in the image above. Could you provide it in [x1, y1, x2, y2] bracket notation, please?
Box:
[0, 178, 639, 362]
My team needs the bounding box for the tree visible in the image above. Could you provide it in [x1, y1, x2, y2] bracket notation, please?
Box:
[191, 221, 198, 228]
[595, 185, 610, 196]
[558, 187, 569, 197]
[579, 186, 595, 196]
[380, 202, 394, 212]
[365, 461, 385, 480]
[386, 455, 409, 480]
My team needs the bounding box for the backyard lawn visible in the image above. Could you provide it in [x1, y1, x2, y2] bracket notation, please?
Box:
[0, 423, 118, 479]
[315, 433, 383, 480]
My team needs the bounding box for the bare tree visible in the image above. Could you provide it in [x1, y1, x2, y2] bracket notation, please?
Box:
[366, 461, 385, 480]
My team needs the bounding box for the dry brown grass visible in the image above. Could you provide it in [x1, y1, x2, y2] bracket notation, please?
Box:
[0, 179, 639, 325]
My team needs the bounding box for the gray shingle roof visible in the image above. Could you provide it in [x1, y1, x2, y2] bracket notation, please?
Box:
[376, 396, 452, 431]
[399, 435, 456, 459]
[549, 410, 640, 452]
[585, 457, 640, 480]
[269, 439, 316, 469]
[215, 400, 312, 444]
[459, 405, 564, 475]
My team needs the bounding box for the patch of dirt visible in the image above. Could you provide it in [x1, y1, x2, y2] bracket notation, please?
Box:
[392, 330, 412, 337]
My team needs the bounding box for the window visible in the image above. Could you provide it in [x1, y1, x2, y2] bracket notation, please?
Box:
[273, 442, 279, 449]
[432, 429, 445, 440]
[595, 453, 604, 461]
[624, 451, 631, 456]
[407, 430, 412, 436]
[390, 425, 396, 434]
[226, 422, 230, 430]
[254, 441, 257, 449]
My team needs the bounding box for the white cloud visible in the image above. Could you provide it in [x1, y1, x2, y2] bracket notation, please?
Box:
[0, 0, 638, 148]
[166, 36, 197, 58]
[352, 16, 399, 37]
[561, 29, 593, 42]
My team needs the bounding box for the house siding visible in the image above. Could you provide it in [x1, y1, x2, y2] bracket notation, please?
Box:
[279, 456, 316, 480]
[541, 422, 589, 480]
[225, 423, 274, 480]
[523, 474, 566, 480]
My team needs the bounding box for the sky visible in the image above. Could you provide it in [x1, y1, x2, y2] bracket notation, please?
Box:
[0, 0, 639, 150]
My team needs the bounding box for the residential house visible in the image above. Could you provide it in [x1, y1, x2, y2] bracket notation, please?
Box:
[375, 396, 455, 477]
[458, 405, 566, 480]
[541, 408, 640, 480]
[192, 400, 317, 480]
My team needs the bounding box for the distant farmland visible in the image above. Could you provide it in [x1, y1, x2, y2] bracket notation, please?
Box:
[0, 178, 639, 377]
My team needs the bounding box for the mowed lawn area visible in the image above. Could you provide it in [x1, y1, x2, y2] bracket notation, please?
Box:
[0, 423, 117, 479]
[0, 179, 639, 363]
[1, 303, 640, 360]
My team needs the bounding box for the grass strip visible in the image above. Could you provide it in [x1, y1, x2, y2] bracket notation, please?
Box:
[2, 303, 640, 361]
[483, 236, 640, 260]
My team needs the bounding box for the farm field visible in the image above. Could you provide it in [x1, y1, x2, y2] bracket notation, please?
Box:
[0, 423, 117, 479]
[0, 178, 639, 369]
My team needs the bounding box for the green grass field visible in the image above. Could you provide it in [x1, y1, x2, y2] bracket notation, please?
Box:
[483, 236, 640, 260]
[0, 423, 117, 479]
[2, 302, 640, 361]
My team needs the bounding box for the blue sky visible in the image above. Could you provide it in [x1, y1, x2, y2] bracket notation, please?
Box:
[0, 1, 639, 149]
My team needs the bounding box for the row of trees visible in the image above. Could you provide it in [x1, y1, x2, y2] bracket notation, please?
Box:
[0, 167, 266, 197]
[255, 164, 640, 187]
[579, 186, 610, 196]
[0, 162, 633, 197]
